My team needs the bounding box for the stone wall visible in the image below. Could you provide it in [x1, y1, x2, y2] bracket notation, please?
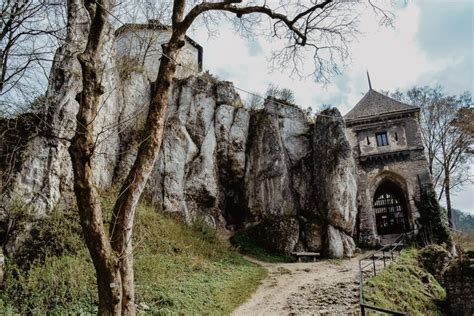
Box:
[348, 113, 424, 158]
[443, 255, 474, 315]
[355, 154, 431, 244]
[116, 27, 200, 80]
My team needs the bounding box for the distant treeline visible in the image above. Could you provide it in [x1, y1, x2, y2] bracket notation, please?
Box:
[453, 209, 474, 235]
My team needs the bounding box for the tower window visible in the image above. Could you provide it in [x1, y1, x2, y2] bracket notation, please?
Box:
[376, 132, 389, 147]
[366, 136, 370, 145]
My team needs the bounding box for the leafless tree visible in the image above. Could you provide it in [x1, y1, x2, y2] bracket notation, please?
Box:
[0, 0, 65, 112]
[392, 87, 473, 227]
[266, 83, 295, 104]
[66, 0, 393, 313]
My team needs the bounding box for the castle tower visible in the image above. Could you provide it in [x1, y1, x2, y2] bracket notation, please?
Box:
[344, 89, 433, 245]
[115, 20, 203, 80]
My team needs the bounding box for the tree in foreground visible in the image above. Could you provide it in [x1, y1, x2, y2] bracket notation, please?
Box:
[66, 0, 392, 313]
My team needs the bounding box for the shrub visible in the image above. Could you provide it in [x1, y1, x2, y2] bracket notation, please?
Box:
[415, 190, 451, 247]
[14, 206, 84, 269]
[418, 244, 452, 280]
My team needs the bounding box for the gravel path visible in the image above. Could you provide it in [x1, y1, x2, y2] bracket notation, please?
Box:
[232, 255, 367, 315]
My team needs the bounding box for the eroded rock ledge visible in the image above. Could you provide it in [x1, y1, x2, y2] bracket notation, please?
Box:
[1, 72, 358, 257]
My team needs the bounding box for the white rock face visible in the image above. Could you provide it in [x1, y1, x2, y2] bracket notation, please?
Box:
[4, 1, 87, 214]
[114, 71, 151, 181]
[1, 22, 358, 258]
[4, 0, 124, 214]
[144, 78, 249, 227]
[327, 225, 345, 258]
[245, 99, 310, 220]
[312, 108, 358, 258]
[327, 225, 355, 258]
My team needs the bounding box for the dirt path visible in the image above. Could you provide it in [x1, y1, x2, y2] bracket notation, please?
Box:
[233, 255, 367, 315]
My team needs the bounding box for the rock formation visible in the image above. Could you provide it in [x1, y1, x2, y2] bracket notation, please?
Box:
[0, 21, 358, 257]
[312, 109, 358, 257]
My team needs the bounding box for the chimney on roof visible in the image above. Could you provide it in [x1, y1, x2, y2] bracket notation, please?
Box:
[366, 71, 372, 90]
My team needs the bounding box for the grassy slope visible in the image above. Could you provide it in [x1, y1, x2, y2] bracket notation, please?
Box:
[364, 248, 446, 316]
[0, 198, 266, 315]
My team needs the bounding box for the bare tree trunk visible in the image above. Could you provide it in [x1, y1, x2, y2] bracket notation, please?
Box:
[444, 167, 453, 228]
[68, 147, 122, 314]
[107, 1, 189, 311]
[68, 0, 123, 314]
[68, 57, 123, 313]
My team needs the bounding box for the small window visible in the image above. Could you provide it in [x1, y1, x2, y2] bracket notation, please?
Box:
[376, 132, 389, 147]
[395, 132, 398, 141]
[366, 136, 370, 145]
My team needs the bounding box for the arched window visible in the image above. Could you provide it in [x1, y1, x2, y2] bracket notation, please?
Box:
[373, 180, 409, 235]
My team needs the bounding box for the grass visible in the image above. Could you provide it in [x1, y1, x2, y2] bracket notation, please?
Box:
[364, 248, 446, 316]
[231, 229, 294, 263]
[0, 196, 267, 315]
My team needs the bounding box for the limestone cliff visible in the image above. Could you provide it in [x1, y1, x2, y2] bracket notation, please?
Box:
[0, 24, 358, 257]
[312, 109, 358, 257]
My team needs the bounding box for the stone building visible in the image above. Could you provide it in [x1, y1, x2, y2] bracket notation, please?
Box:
[115, 20, 203, 80]
[344, 88, 433, 245]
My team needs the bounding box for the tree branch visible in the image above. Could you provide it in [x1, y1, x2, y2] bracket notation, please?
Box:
[181, 0, 335, 45]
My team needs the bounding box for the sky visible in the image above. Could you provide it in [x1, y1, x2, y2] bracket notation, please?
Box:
[189, 0, 474, 214]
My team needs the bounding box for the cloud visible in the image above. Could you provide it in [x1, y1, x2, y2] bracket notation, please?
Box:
[413, 0, 474, 94]
[192, 2, 446, 112]
[189, 2, 473, 213]
[416, 0, 473, 60]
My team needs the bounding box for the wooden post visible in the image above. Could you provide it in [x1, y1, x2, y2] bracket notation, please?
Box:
[372, 255, 376, 276]
[0, 251, 4, 285]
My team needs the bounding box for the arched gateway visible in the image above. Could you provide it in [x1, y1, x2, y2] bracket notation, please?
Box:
[373, 180, 409, 235]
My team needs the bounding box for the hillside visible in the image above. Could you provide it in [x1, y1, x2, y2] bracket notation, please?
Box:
[364, 248, 446, 315]
[0, 194, 266, 314]
[453, 208, 474, 235]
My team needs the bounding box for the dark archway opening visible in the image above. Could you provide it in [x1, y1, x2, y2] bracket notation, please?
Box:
[373, 180, 410, 235]
[221, 188, 248, 230]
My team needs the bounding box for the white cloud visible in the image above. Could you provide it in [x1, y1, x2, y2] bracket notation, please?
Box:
[189, 2, 473, 214]
[189, 2, 444, 113]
